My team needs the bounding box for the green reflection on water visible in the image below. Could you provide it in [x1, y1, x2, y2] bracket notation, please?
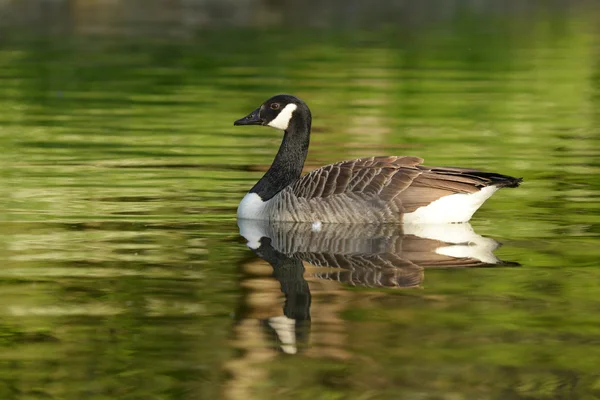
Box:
[1, 6, 600, 400]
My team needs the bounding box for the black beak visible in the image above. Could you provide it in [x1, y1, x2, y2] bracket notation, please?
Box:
[234, 107, 263, 126]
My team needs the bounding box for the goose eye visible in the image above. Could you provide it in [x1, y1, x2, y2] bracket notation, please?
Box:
[270, 103, 280, 110]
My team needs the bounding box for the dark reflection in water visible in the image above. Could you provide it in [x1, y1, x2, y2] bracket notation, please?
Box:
[235, 220, 517, 355]
[1, 0, 600, 398]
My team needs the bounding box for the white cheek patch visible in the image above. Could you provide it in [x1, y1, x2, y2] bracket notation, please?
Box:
[267, 103, 297, 130]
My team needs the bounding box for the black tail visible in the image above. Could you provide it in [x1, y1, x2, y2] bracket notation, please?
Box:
[428, 166, 523, 189]
[469, 171, 523, 188]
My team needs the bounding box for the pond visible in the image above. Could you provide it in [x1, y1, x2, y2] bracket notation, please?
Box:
[1, 4, 600, 399]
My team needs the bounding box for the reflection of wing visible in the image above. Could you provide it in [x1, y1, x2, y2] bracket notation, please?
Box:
[301, 252, 423, 288]
[239, 220, 517, 289]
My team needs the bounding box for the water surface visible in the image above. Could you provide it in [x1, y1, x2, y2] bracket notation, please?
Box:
[1, 4, 600, 399]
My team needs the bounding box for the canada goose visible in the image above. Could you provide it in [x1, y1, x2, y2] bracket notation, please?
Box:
[234, 94, 522, 223]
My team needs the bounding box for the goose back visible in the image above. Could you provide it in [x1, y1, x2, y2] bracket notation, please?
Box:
[260, 156, 521, 223]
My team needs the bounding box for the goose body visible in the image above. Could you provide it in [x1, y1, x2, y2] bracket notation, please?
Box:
[234, 95, 521, 224]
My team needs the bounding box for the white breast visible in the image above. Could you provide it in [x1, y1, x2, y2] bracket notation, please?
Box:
[237, 192, 269, 221]
[402, 186, 498, 224]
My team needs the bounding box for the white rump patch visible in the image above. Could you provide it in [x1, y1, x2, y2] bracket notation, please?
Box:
[267, 103, 297, 130]
[403, 222, 482, 244]
[403, 186, 498, 224]
[237, 192, 268, 221]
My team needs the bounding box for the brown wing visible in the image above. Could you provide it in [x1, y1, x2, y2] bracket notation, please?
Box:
[290, 156, 521, 213]
[290, 156, 422, 200]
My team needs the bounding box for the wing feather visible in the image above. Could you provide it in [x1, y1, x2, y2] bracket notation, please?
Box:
[322, 164, 340, 197]
[288, 156, 519, 214]
[291, 156, 425, 199]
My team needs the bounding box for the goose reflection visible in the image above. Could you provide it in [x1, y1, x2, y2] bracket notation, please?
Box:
[234, 220, 517, 357]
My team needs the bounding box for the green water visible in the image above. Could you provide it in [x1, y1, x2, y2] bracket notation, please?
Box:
[2, 7, 600, 400]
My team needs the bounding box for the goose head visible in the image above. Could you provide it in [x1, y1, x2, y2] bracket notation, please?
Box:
[234, 94, 310, 131]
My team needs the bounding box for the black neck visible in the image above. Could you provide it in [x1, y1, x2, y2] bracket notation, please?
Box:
[250, 111, 311, 201]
